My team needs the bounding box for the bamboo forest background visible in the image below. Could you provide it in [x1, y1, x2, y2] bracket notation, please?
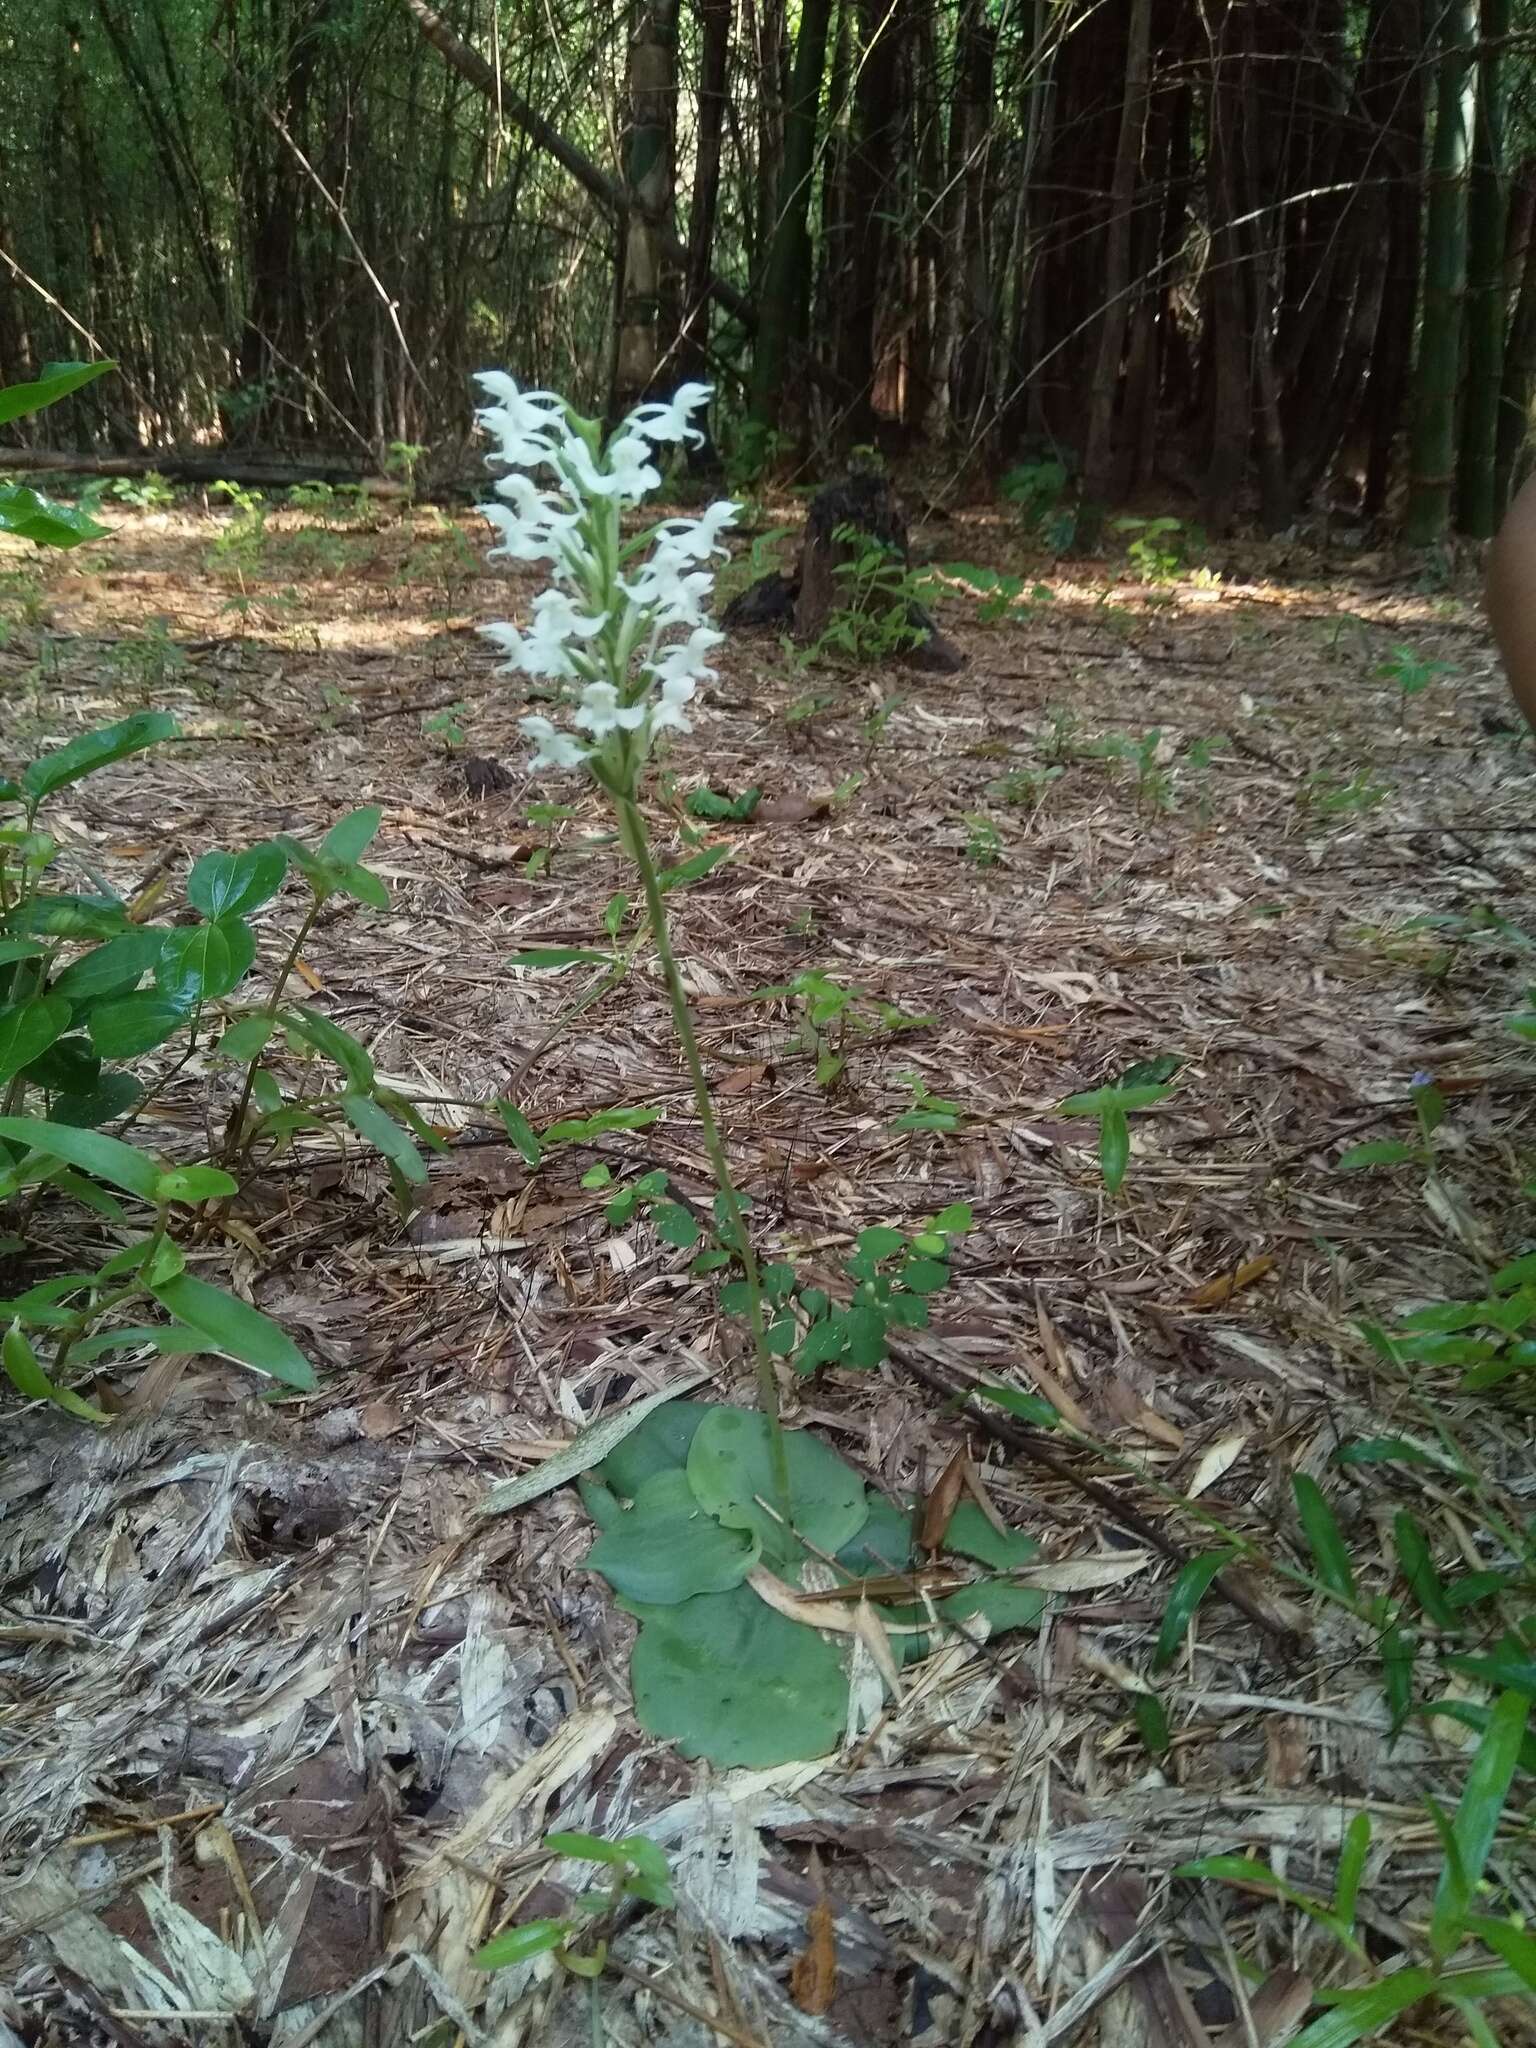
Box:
[3, 0, 1535, 537]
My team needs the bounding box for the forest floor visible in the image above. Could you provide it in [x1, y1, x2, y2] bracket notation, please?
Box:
[3, 489, 1535, 2048]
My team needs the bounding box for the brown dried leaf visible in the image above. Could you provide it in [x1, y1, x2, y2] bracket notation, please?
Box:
[918, 1446, 969, 1553]
[790, 1898, 837, 2015]
[1188, 1254, 1275, 1309]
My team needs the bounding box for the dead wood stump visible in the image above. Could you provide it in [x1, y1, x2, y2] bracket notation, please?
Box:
[722, 472, 965, 674]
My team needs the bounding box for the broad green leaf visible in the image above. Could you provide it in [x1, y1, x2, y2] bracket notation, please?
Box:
[271, 835, 335, 897]
[1132, 1692, 1170, 1755]
[53, 1071, 143, 1128]
[1491, 1250, 1536, 1293]
[544, 1830, 655, 1875]
[0, 1115, 160, 1198]
[71, 1322, 208, 1363]
[0, 359, 114, 424]
[0, 484, 109, 549]
[544, 1105, 661, 1142]
[687, 1408, 868, 1574]
[342, 1092, 427, 1183]
[0, 995, 70, 1083]
[473, 1921, 570, 1970]
[597, 1398, 714, 1499]
[1293, 1474, 1357, 1603]
[495, 1099, 542, 1165]
[975, 1381, 1060, 1428]
[1288, 1970, 1434, 2047]
[941, 1499, 1040, 1574]
[586, 1468, 759, 1603]
[0, 939, 46, 968]
[156, 918, 255, 1006]
[856, 1226, 905, 1260]
[652, 1202, 699, 1248]
[1337, 1436, 1444, 1469]
[320, 806, 382, 864]
[929, 1201, 973, 1234]
[1443, 1648, 1536, 1693]
[1060, 1082, 1173, 1116]
[331, 861, 388, 911]
[1153, 1549, 1238, 1670]
[21, 712, 177, 801]
[285, 1005, 375, 1089]
[155, 1165, 238, 1204]
[900, 1257, 950, 1295]
[1333, 1812, 1371, 1927]
[1119, 1053, 1182, 1087]
[150, 1274, 315, 1391]
[942, 1553, 1046, 1635]
[629, 1580, 846, 1766]
[1430, 1690, 1531, 1961]
[1395, 1513, 1455, 1627]
[2, 1321, 108, 1423]
[216, 1015, 276, 1061]
[658, 844, 731, 892]
[796, 1315, 850, 1372]
[842, 1301, 889, 1368]
[508, 946, 614, 969]
[23, 1035, 100, 1094]
[52, 927, 162, 1003]
[87, 992, 192, 1058]
[186, 843, 288, 920]
[1100, 1103, 1130, 1192]
[1466, 1916, 1536, 1993]
[836, 1492, 916, 1575]
[15, 894, 130, 940]
[1336, 1139, 1418, 1172]
[477, 1370, 710, 1516]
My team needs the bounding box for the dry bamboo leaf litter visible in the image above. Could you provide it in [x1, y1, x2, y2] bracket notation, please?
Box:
[2, 505, 1534, 2044]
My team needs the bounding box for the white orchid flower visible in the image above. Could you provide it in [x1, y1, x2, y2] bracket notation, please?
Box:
[530, 589, 608, 641]
[474, 373, 569, 434]
[575, 682, 648, 739]
[623, 382, 713, 448]
[519, 715, 589, 772]
[647, 626, 724, 690]
[478, 374, 733, 790]
[554, 430, 659, 503]
[649, 674, 697, 734]
[650, 501, 739, 561]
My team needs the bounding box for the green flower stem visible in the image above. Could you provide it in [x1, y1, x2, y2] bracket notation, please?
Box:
[615, 793, 791, 1514]
[221, 894, 323, 1165]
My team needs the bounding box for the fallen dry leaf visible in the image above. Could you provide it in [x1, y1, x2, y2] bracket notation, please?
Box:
[918, 1445, 969, 1552]
[790, 1897, 837, 2015]
[1188, 1253, 1276, 1309]
[1186, 1431, 1248, 1498]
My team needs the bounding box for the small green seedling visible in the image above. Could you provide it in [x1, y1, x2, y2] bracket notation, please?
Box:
[685, 784, 761, 821]
[1376, 642, 1455, 725]
[754, 969, 930, 1090]
[1336, 1071, 1444, 1181]
[987, 764, 1061, 811]
[962, 812, 1002, 867]
[891, 1073, 965, 1133]
[1060, 1055, 1180, 1193]
[423, 703, 468, 752]
[473, 1830, 673, 1982]
[1114, 515, 1184, 584]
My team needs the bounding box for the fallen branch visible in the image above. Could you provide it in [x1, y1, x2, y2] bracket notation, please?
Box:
[0, 447, 405, 492]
